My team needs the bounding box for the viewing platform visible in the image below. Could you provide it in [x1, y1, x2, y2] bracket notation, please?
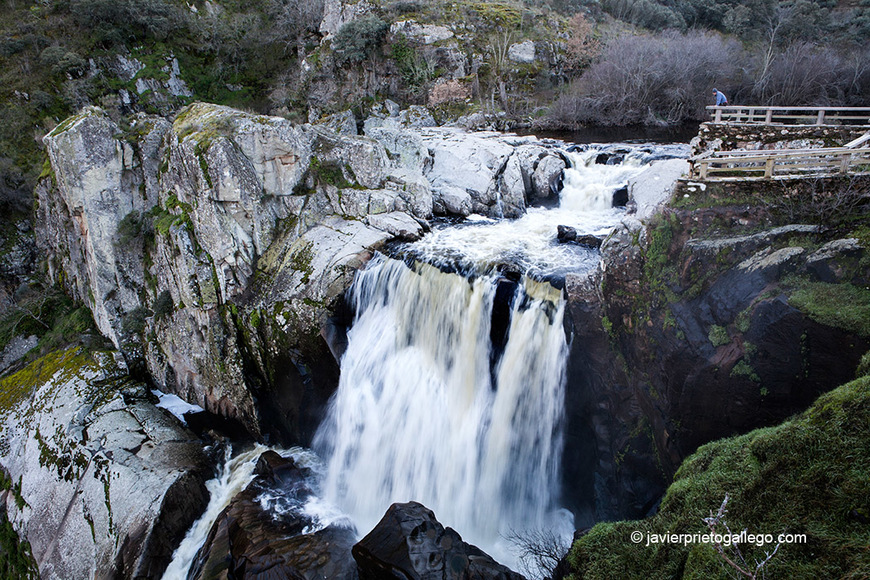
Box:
[707, 106, 870, 126]
[691, 106, 870, 181]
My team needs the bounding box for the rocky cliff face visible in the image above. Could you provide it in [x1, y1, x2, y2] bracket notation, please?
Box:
[561, 179, 870, 526]
[35, 102, 567, 445]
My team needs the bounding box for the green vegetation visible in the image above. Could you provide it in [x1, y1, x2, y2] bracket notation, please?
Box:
[0, 510, 37, 580]
[707, 324, 730, 347]
[0, 348, 92, 413]
[116, 210, 144, 247]
[332, 16, 389, 65]
[785, 276, 870, 337]
[152, 290, 174, 319]
[565, 375, 870, 579]
[309, 155, 358, 189]
[0, 283, 101, 366]
[289, 241, 316, 284]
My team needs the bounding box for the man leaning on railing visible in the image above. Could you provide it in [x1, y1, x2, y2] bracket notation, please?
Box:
[713, 88, 728, 106]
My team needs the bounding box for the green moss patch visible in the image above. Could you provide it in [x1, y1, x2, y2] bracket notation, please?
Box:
[0, 348, 92, 414]
[566, 376, 870, 579]
[785, 276, 870, 337]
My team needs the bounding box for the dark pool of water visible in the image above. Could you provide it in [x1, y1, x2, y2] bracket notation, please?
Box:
[517, 123, 700, 145]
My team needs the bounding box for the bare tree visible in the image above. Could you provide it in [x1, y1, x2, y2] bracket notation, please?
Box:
[487, 29, 515, 113]
[504, 527, 571, 579]
[703, 494, 780, 580]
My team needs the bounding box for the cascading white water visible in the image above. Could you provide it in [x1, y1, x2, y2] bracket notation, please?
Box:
[560, 148, 647, 212]
[313, 255, 568, 558]
[162, 444, 269, 580]
[312, 144, 659, 571]
[163, 141, 684, 578]
[409, 146, 652, 278]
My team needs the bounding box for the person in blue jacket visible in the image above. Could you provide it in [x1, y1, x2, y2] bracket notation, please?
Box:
[713, 88, 728, 106]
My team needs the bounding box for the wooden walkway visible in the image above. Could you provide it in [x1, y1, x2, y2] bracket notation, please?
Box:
[707, 106, 870, 126]
[691, 144, 870, 181]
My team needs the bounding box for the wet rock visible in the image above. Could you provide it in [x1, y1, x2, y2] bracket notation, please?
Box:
[557, 225, 577, 243]
[352, 502, 524, 580]
[576, 235, 603, 249]
[190, 451, 358, 580]
[611, 186, 629, 207]
[531, 155, 565, 204]
[549, 172, 564, 198]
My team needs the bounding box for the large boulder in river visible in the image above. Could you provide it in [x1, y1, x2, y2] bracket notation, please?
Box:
[190, 450, 358, 580]
[421, 128, 565, 218]
[0, 347, 211, 579]
[352, 501, 525, 580]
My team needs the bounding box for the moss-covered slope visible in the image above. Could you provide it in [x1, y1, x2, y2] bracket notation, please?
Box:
[564, 373, 870, 579]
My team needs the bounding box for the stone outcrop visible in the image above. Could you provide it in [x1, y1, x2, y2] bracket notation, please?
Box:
[0, 347, 211, 579]
[352, 502, 525, 580]
[420, 128, 566, 217]
[36, 102, 439, 442]
[39, 108, 163, 349]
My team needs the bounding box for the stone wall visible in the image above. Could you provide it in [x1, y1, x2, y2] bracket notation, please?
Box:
[691, 122, 869, 156]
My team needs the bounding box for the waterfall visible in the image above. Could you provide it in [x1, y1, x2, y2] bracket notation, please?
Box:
[313, 255, 569, 557]
[162, 444, 268, 580]
[560, 148, 647, 212]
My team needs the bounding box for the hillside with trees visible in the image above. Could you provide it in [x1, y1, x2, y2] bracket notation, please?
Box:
[1, 0, 868, 215]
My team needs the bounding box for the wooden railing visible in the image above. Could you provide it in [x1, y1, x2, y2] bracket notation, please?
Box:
[691, 146, 870, 181]
[707, 106, 870, 126]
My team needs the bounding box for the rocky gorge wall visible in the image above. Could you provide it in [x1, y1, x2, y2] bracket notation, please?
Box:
[560, 176, 870, 527]
[17, 99, 870, 578]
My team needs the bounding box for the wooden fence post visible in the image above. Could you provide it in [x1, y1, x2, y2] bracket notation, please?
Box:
[817, 110, 825, 125]
[764, 158, 774, 178]
[715, 108, 722, 123]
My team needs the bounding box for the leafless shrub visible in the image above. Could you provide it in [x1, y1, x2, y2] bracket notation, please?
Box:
[770, 176, 870, 230]
[504, 527, 571, 579]
[751, 42, 844, 106]
[428, 79, 470, 107]
[551, 30, 744, 127]
[703, 494, 780, 580]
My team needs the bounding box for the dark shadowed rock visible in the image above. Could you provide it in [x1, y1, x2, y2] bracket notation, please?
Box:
[549, 172, 564, 199]
[557, 225, 577, 243]
[190, 451, 358, 580]
[611, 186, 629, 207]
[575, 235, 602, 249]
[557, 227, 601, 249]
[352, 501, 525, 580]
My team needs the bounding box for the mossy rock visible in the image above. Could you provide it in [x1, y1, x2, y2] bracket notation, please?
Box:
[565, 376, 870, 579]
